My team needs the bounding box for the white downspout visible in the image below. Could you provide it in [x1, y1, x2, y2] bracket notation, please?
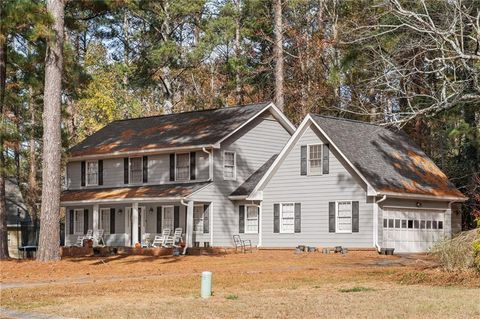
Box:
[202, 147, 213, 181]
[374, 195, 387, 252]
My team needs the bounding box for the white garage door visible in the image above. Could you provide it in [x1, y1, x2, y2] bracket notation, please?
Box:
[383, 209, 446, 253]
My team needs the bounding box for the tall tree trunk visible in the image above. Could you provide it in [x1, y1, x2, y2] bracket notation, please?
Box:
[234, 0, 242, 105]
[273, 0, 284, 111]
[0, 0, 9, 260]
[161, 1, 173, 113]
[37, 0, 64, 262]
[27, 86, 38, 220]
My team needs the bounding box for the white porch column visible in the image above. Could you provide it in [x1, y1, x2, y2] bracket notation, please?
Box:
[132, 202, 139, 246]
[93, 204, 99, 236]
[185, 200, 194, 252]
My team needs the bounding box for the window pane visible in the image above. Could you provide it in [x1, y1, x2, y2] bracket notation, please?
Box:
[309, 145, 322, 175]
[224, 152, 235, 166]
[223, 152, 235, 179]
[388, 219, 394, 228]
[163, 207, 174, 231]
[432, 220, 437, 229]
[383, 218, 388, 228]
[395, 219, 401, 228]
[130, 157, 143, 183]
[75, 211, 84, 234]
[408, 220, 413, 229]
[420, 220, 426, 229]
[337, 202, 352, 232]
[438, 221, 443, 229]
[414, 220, 419, 229]
[193, 206, 203, 232]
[87, 161, 98, 185]
[176, 154, 190, 181]
[281, 204, 294, 233]
[401, 220, 407, 228]
[426, 220, 432, 229]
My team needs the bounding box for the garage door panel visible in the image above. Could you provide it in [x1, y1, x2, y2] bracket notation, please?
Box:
[383, 208, 446, 253]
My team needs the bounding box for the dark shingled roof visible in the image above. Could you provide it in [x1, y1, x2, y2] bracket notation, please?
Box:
[60, 182, 211, 202]
[311, 114, 464, 198]
[70, 102, 271, 157]
[231, 155, 278, 197]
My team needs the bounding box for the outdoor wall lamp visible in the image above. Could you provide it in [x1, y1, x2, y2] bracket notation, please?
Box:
[416, 201, 422, 207]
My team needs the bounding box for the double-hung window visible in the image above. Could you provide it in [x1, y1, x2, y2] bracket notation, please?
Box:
[73, 209, 84, 235]
[176, 153, 190, 181]
[129, 157, 143, 184]
[223, 151, 236, 180]
[308, 144, 322, 175]
[193, 205, 204, 232]
[336, 201, 352, 233]
[162, 206, 174, 231]
[280, 203, 295, 233]
[99, 208, 111, 234]
[86, 161, 98, 186]
[245, 205, 259, 233]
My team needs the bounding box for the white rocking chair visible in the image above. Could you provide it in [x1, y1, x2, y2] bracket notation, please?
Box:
[152, 229, 171, 247]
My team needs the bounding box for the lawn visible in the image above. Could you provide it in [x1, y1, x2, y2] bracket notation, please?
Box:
[1, 250, 479, 318]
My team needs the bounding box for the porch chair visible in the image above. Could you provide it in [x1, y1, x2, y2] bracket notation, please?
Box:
[85, 229, 93, 239]
[152, 229, 171, 247]
[93, 229, 105, 246]
[233, 235, 252, 253]
[142, 233, 152, 248]
[75, 235, 85, 247]
[163, 228, 182, 247]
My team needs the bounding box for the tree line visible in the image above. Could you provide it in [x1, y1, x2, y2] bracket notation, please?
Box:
[0, 0, 478, 261]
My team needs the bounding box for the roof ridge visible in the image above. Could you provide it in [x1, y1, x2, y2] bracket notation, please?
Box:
[310, 113, 387, 128]
[112, 101, 271, 123]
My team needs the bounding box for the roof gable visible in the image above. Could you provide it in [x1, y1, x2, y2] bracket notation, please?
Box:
[69, 102, 294, 159]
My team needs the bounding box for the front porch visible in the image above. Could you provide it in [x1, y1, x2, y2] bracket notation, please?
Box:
[63, 199, 212, 250]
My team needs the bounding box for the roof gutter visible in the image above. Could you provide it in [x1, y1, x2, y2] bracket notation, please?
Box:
[376, 191, 468, 202]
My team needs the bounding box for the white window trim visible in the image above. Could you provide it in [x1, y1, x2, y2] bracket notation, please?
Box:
[73, 209, 85, 235]
[175, 153, 191, 182]
[245, 204, 259, 234]
[223, 151, 236, 180]
[99, 208, 111, 234]
[280, 202, 295, 234]
[307, 143, 323, 176]
[129, 157, 143, 185]
[86, 160, 99, 186]
[335, 200, 353, 234]
[193, 204, 204, 233]
[162, 205, 175, 231]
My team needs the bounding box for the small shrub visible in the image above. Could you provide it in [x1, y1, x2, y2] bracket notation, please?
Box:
[226, 294, 238, 300]
[338, 286, 374, 293]
[430, 230, 477, 271]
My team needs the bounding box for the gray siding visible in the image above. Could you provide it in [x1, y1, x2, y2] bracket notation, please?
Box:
[191, 111, 292, 246]
[261, 123, 373, 248]
[65, 152, 210, 190]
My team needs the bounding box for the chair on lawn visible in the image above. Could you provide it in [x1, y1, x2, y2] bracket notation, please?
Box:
[93, 229, 105, 246]
[233, 235, 252, 253]
[163, 228, 182, 247]
[152, 229, 171, 247]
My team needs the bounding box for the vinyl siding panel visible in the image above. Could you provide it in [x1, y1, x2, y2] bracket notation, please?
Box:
[261, 124, 374, 248]
[191, 111, 292, 246]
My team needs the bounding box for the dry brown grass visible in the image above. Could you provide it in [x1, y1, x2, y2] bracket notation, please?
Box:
[1, 251, 479, 318]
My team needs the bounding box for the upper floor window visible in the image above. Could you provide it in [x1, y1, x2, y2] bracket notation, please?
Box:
[223, 151, 236, 180]
[86, 161, 98, 186]
[129, 157, 143, 184]
[176, 153, 190, 181]
[308, 144, 322, 175]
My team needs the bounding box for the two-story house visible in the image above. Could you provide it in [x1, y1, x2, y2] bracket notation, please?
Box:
[61, 102, 466, 253]
[61, 102, 295, 249]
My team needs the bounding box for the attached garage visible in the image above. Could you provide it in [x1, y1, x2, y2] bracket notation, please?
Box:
[382, 208, 446, 253]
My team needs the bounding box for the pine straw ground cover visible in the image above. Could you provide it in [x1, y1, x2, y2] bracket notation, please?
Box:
[1, 251, 479, 318]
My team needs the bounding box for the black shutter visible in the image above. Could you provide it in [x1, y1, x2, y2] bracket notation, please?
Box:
[300, 145, 307, 175]
[294, 203, 301, 233]
[274, 204, 280, 233]
[98, 160, 104, 185]
[110, 208, 115, 234]
[69, 210, 74, 234]
[329, 202, 336, 233]
[156, 206, 162, 233]
[169, 154, 175, 181]
[143, 156, 148, 183]
[323, 144, 329, 174]
[352, 201, 359, 233]
[174, 206, 180, 229]
[239, 205, 245, 233]
[81, 161, 86, 186]
[124, 158, 129, 184]
[203, 204, 209, 233]
[190, 152, 196, 180]
[84, 209, 89, 234]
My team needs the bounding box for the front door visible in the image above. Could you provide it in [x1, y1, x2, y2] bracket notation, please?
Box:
[125, 206, 146, 246]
